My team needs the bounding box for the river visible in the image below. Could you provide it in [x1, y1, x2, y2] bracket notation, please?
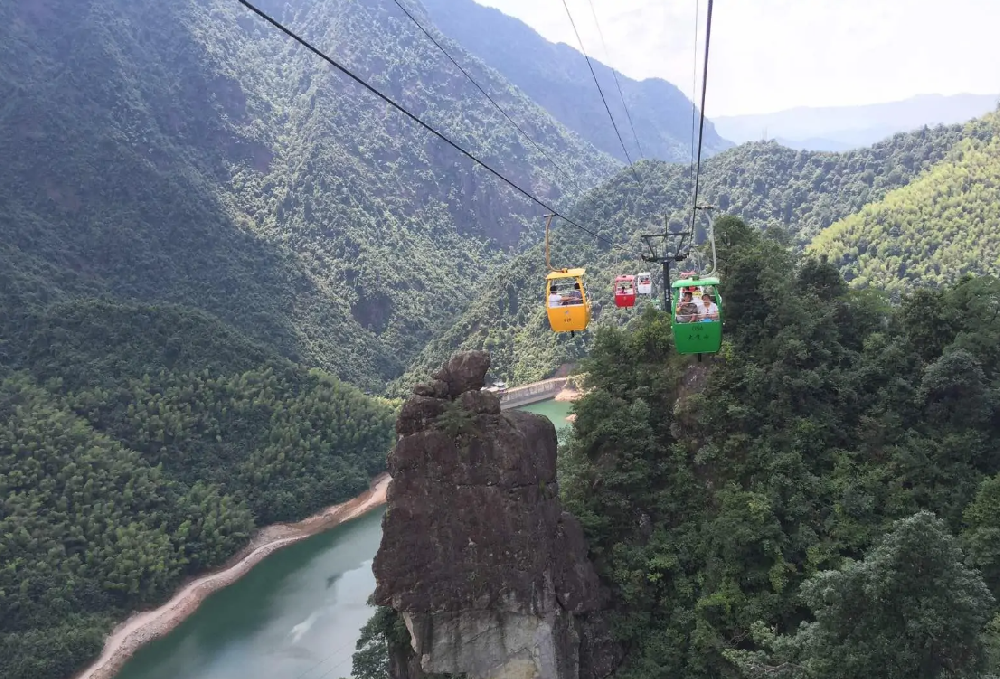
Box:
[114, 398, 574, 679]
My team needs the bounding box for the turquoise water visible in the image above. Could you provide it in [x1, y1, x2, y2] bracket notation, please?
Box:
[114, 509, 385, 679]
[516, 398, 574, 442]
[113, 398, 575, 679]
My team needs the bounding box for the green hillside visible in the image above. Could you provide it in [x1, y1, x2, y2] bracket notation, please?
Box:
[0, 299, 396, 679]
[400, 121, 970, 386]
[809, 112, 1000, 294]
[0, 0, 623, 392]
[557, 221, 1000, 678]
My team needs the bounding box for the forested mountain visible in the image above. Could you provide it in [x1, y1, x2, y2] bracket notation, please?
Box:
[1, 0, 624, 393]
[7, 0, 1000, 673]
[399, 119, 971, 387]
[360, 218, 1000, 678]
[420, 0, 732, 164]
[810, 112, 1000, 295]
[715, 93, 999, 151]
[0, 298, 396, 679]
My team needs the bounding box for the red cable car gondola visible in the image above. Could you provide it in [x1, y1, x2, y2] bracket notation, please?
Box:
[613, 274, 637, 308]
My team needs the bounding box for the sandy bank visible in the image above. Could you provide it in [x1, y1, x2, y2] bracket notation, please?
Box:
[553, 386, 582, 402]
[75, 473, 391, 679]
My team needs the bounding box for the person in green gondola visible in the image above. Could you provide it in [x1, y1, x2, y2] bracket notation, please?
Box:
[676, 291, 700, 323]
[698, 292, 719, 321]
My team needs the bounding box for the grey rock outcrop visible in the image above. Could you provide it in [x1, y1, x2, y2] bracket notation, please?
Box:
[373, 351, 620, 679]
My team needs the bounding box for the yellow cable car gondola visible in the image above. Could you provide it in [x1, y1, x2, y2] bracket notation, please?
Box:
[542, 215, 591, 336]
[546, 268, 590, 334]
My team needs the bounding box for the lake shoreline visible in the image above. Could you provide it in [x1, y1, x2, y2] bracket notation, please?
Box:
[74, 473, 391, 679]
[553, 385, 581, 403]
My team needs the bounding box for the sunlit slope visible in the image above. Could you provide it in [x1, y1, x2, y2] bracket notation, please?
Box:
[810, 113, 1000, 294]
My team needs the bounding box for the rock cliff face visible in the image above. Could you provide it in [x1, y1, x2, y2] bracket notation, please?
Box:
[373, 351, 620, 679]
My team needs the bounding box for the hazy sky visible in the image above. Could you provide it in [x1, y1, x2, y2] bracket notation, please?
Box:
[473, 0, 1000, 117]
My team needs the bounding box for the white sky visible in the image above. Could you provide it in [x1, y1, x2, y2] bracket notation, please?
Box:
[472, 0, 1000, 117]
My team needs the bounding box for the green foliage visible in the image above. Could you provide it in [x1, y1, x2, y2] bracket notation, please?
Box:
[556, 218, 1000, 678]
[349, 599, 463, 679]
[726, 511, 994, 679]
[350, 603, 403, 679]
[433, 400, 480, 449]
[811, 113, 1000, 295]
[962, 473, 1000, 599]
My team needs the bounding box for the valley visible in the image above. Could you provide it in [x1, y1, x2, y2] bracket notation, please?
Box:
[3, 0, 1000, 678]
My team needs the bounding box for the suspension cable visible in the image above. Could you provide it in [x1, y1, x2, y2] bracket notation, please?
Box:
[689, 0, 714, 235]
[559, 0, 642, 184]
[584, 0, 645, 163]
[390, 0, 580, 189]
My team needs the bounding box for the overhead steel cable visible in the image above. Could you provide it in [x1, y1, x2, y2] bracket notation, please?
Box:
[689, 0, 701, 184]
[689, 0, 714, 234]
[390, 0, 580, 189]
[234, 0, 627, 254]
[583, 0, 645, 163]
[559, 0, 642, 184]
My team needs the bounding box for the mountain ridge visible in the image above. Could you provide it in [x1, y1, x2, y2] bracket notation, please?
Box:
[419, 0, 733, 163]
[715, 93, 999, 151]
[1, 0, 634, 392]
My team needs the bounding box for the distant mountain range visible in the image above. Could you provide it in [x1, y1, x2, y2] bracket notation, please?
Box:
[714, 94, 999, 151]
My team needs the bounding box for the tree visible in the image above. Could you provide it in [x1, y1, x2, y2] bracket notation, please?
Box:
[726, 511, 995, 679]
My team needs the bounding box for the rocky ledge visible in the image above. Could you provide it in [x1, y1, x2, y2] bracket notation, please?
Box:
[373, 351, 620, 679]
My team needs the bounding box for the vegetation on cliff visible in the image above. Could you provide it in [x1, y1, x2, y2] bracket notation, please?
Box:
[556, 216, 1000, 677]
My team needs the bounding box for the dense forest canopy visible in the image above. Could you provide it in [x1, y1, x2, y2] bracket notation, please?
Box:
[558, 217, 1000, 678]
[0, 295, 397, 679]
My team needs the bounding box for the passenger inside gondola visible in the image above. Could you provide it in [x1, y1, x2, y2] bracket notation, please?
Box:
[548, 285, 564, 307]
[699, 292, 719, 321]
[676, 291, 700, 323]
[563, 281, 584, 305]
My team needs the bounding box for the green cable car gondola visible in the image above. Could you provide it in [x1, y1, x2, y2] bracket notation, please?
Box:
[670, 275, 723, 354]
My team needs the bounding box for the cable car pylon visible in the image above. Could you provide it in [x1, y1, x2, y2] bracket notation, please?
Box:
[640, 214, 692, 312]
